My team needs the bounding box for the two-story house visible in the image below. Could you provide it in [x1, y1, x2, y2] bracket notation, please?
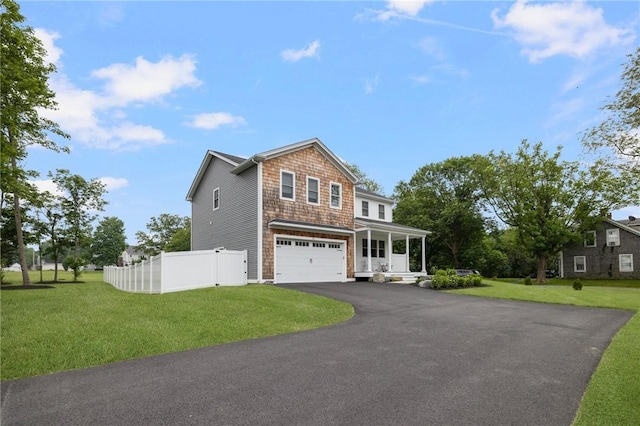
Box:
[186, 138, 430, 284]
[560, 216, 640, 279]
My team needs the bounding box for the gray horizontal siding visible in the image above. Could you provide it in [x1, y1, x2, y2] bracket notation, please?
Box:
[190, 157, 259, 280]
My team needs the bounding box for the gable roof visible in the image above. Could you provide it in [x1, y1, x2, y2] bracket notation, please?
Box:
[230, 138, 359, 184]
[355, 186, 394, 203]
[605, 218, 640, 238]
[186, 138, 358, 201]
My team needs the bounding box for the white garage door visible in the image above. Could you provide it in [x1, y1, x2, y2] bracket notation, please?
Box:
[275, 238, 344, 283]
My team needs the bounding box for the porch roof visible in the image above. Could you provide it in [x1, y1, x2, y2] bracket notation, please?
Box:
[268, 219, 355, 235]
[354, 218, 431, 237]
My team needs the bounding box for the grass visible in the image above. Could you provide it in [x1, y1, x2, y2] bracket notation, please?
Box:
[497, 277, 640, 288]
[446, 279, 640, 426]
[0, 270, 353, 381]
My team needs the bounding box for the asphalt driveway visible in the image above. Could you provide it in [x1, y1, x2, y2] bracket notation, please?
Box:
[1, 282, 633, 425]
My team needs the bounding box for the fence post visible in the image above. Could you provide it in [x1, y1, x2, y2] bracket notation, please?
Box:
[149, 255, 153, 294]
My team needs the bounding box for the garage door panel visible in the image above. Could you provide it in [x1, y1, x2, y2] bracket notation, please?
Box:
[275, 239, 344, 283]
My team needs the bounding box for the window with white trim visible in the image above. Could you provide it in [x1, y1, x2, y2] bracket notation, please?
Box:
[362, 201, 369, 217]
[584, 230, 596, 247]
[281, 171, 295, 201]
[378, 240, 386, 258]
[606, 229, 620, 246]
[371, 240, 378, 257]
[574, 256, 586, 272]
[330, 182, 342, 209]
[620, 254, 634, 272]
[378, 204, 385, 220]
[213, 187, 220, 211]
[362, 239, 385, 258]
[307, 177, 319, 204]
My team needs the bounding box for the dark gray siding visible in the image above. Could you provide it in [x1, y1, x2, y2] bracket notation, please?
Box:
[562, 221, 640, 279]
[190, 158, 259, 280]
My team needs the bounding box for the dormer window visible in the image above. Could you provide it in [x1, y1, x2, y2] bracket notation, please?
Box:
[378, 204, 385, 220]
[281, 171, 295, 201]
[362, 201, 369, 217]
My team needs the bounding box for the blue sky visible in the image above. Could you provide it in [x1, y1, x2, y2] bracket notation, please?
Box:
[22, 1, 639, 244]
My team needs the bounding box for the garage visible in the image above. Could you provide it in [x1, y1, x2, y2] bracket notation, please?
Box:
[275, 237, 345, 283]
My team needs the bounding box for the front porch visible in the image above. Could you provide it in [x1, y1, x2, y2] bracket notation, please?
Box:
[354, 218, 430, 282]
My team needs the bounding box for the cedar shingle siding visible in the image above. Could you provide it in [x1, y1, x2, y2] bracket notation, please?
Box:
[562, 220, 640, 279]
[190, 156, 259, 280]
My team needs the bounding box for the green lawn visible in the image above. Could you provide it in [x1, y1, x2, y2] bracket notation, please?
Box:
[0, 271, 353, 381]
[446, 279, 640, 426]
[497, 277, 640, 288]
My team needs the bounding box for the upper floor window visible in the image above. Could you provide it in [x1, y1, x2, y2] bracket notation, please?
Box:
[574, 256, 586, 272]
[307, 177, 319, 205]
[584, 231, 596, 247]
[362, 201, 369, 217]
[281, 170, 295, 201]
[330, 182, 342, 209]
[378, 204, 385, 220]
[213, 187, 220, 211]
[620, 254, 634, 272]
[606, 229, 620, 246]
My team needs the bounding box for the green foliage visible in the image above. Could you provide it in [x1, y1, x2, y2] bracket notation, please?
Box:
[394, 156, 487, 270]
[582, 47, 640, 180]
[62, 256, 86, 280]
[524, 276, 533, 286]
[163, 218, 191, 252]
[344, 161, 385, 195]
[1, 0, 70, 285]
[92, 217, 127, 266]
[430, 269, 482, 289]
[573, 279, 583, 291]
[135, 214, 190, 256]
[479, 140, 631, 283]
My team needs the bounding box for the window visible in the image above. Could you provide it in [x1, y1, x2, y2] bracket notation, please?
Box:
[362, 239, 385, 258]
[378, 204, 385, 220]
[307, 177, 319, 204]
[371, 240, 378, 257]
[378, 240, 385, 258]
[620, 254, 634, 272]
[362, 239, 368, 257]
[281, 171, 295, 200]
[362, 201, 369, 217]
[574, 256, 586, 272]
[584, 231, 596, 247]
[213, 187, 220, 211]
[606, 229, 620, 246]
[330, 182, 342, 208]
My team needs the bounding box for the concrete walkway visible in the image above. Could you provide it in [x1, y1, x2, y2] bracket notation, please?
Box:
[1, 282, 633, 425]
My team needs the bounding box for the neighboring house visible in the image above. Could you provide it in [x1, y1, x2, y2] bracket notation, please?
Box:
[120, 246, 145, 266]
[186, 138, 430, 284]
[560, 216, 640, 279]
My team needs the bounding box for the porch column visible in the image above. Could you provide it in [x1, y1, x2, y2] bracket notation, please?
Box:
[367, 229, 372, 272]
[405, 235, 410, 272]
[421, 236, 426, 273]
[387, 232, 392, 271]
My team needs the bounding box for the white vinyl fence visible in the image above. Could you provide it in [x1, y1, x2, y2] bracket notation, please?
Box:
[104, 249, 247, 294]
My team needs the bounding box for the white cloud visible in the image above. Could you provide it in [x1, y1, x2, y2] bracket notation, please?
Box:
[92, 55, 201, 106]
[31, 179, 63, 197]
[34, 28, 63, 66]
[417, 37, 446, 60]
[99, 177, 128, 191]
[281, 40, 321, 63]
[365, 0, 434, 22]
[365, 74, 380, 94]
[188, 112, 247, 130]
[491, 0, 635, 63]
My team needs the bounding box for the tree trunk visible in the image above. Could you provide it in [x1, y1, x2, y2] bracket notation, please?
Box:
[12, 184, 31, 286]
[536, 254, 547, 283]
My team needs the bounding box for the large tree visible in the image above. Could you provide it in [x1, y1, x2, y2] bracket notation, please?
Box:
[50, 169, 107, 280]
[163, 218, 191, 252]
[394, 156, 487, 270]
[479, 140, 633, 282]
[582, 47, 639, 176]
[91, 217, 126, 267]
[1, 0, 69, 285]
[344, 162, 385, 195]
[135, 214, 190, 256]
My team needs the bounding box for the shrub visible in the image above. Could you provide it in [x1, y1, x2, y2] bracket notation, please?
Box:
[524, 276, 533, 286]
[573, 279, 583, 291]
[431, 270, 450, 289]
[471, 274, 482, 287]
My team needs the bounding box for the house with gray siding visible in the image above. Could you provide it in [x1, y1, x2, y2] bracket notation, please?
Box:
[560, 216, 640, 279]
[186, 138, 430, 284]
